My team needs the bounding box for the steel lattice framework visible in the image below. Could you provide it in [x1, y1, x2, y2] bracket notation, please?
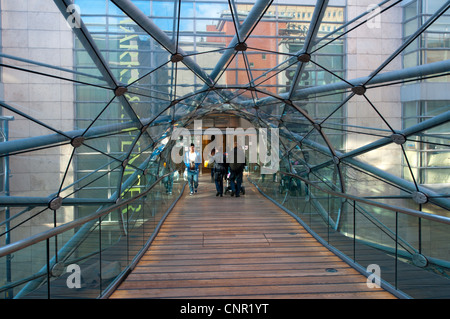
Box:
[0, 0, 449, 219]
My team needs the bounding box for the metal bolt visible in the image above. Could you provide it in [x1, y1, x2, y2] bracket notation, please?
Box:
[49, 196, 63, 211]
[352, 85, 366, 96]
[412, 191, 428, 204]
[234, 42, 247, 51]
[333, 156, 340, 165]
[297, 53, 311, 63]
[170, 53, 184, 63]
[114, 86, 128, 96]
[391, 133, 406, 145]
[71, 136, 85, 148]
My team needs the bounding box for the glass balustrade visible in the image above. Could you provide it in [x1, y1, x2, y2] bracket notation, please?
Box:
[248, 168, 450, 298]
[0, 172, 185, 299]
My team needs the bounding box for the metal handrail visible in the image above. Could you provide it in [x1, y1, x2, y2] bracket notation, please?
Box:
[275, 172, 424, 254]
[0, 171, 178, 258]
[262, 170, 425, 257]
[278, 171, 450, 226]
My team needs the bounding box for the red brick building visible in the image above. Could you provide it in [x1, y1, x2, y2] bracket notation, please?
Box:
[207, 14, 286, 96]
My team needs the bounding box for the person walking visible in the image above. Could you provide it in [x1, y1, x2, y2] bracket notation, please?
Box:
[209, 148, 216, 183]
[213, 147, 228, 197]
[228, 142, 246, 197]
[161, 162, 173, 195]
[184, 143, 201, 195]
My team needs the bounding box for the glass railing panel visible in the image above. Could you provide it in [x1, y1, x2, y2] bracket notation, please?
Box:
[411, 217, 450, 295]
[328, 199, 356, 260]
[395, 213, 450, 298]
[45, 212, 125, 299]
[150, 182, 167, 223]
[56, 218, 104, 298]
[353, 204, 398, 287]
[0, 240, 48, 299]
[307, 187, 331, 241]
[353, 203, 398, 252]
[296, 197, 310, 223]
[248, 170, 450, 298]
[142, 196, 157, 240]
[420, 217, 450, 267]
[1, 206, 58, 246]
[0, 172, 185, 299]
[124, 200, 146, 262]
[283, 189, 297, 216]
[397, 212, 420, 258]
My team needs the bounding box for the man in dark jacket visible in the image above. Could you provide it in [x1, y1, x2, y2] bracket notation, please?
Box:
[213, 147, 228, 197]
[228, 143, 246, 197]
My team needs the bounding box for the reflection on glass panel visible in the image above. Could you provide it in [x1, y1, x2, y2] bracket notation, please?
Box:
[152, 1, 175, 17]
[404, 1, 418, 21]
[404, 18, 418, 38]
[423, 0, 447, 14]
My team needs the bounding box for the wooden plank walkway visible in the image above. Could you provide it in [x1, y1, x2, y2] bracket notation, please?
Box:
[110, 175, 396, 299]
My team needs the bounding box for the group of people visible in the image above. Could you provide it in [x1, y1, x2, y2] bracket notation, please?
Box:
[184, 142, 246, 197]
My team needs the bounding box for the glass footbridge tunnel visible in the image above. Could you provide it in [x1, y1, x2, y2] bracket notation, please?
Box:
[0, 0, 449, 299]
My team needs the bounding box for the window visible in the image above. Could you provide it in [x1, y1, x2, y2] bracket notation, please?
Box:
[402, 100, 450, 184]
[402, 0, 450, 78]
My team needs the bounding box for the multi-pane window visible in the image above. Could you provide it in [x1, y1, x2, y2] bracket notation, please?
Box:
[402, 1, 450, 186]
[403, 0, 450, 81]
[402, 100, 450, 185]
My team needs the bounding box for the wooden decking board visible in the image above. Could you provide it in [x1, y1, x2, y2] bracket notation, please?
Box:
[125, 267, 358, 280]
[135, 257, 345, 268]
[131, 260, 354, 273]
[183, 291, 392, 299]
[109, 176, 396, 299]
[147, 245, 328, 253]
[111, 282, 393, 299]
[116, 274, 380, 290]
[140, 251, 336, 260]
